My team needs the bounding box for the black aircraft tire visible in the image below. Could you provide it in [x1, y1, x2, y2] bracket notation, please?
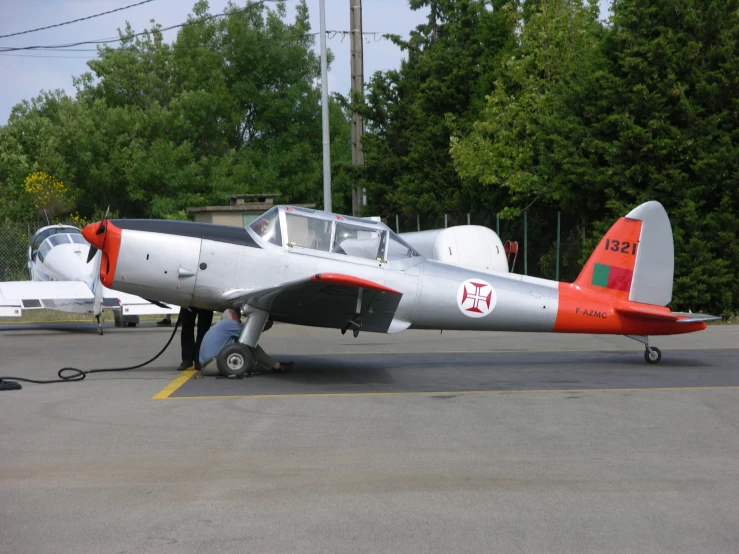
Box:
[644, 347, 662, 364]
[217, 343, 256, 378]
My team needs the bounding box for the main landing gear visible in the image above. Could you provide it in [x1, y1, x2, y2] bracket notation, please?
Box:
[95, 314, 103, 336]
[217, 343, 255, 379]
[216, 309, 268, 378]
[627, 335, 662, 364]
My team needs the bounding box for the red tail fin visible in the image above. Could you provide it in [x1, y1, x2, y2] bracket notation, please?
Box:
[574, 217, 642, 301]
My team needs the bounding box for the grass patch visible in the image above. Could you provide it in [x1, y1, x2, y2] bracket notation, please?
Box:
[0, 310, 168, 324]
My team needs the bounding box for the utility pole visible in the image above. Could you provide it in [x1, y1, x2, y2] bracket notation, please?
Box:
[319, 0, 332, 212]
[350, 0, 365, 216]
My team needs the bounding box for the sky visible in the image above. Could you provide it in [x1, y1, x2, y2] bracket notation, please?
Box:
[0, 0, 612, 124]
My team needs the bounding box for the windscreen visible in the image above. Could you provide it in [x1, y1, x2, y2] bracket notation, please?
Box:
[249, 207, 282, 246]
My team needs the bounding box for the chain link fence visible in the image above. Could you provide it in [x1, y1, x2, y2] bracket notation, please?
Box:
[389, 211, 588, 282]
[0, 221, 35, 282]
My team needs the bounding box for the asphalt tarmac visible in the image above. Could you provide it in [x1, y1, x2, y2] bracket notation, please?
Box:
[1, 323, 738, 553]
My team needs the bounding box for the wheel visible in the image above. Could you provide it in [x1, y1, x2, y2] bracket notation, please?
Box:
[126, 322, 137, 328]
[217, 343, 256, 378]
[644, 347, 661, 364]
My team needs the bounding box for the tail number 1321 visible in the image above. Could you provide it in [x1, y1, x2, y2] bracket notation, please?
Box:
[605, 238, 638, 255]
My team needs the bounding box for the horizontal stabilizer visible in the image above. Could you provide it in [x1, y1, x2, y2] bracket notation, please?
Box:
[616, 305, 719, 323]
[671, 312, 722, 323]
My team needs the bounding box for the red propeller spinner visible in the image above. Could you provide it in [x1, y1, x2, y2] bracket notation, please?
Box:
[82, 208, 121, 288]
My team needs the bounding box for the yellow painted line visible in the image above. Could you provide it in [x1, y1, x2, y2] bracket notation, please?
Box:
[162, 385, 739, 401]
[153, 369, 197, 400]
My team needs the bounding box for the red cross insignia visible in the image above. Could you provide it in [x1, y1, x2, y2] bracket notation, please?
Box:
[457, 279, 496, 318]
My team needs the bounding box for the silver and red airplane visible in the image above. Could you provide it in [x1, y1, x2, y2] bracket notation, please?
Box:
[0, 223, 178, 333]
[80, 201, 717, 376]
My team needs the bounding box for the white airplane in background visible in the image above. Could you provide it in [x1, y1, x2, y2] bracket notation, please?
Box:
[0, 223, 178, 334]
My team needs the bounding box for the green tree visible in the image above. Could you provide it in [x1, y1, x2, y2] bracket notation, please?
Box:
[0, 0, 350, 220]
[451, 0, 604, 217]
[590, 0, 739, 314]
[359, 0, 517, 218]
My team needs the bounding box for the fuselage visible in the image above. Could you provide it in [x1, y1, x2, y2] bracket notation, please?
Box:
[82, 206, 706, 337]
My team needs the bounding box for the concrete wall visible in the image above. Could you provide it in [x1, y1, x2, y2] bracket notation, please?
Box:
[193, 212, 246, 227]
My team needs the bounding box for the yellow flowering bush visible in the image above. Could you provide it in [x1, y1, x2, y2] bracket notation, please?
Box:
[23, 171, 68, 218]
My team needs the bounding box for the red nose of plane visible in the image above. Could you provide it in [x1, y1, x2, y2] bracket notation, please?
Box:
[82, 222, 105, 249]
[82, 219, 122, 288]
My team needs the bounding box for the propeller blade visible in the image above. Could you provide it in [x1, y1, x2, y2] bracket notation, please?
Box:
[86, 245, 99, 264]
[96, 206, 110, 235]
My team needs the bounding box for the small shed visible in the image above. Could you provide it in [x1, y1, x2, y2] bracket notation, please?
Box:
[188, 194, 315, 227]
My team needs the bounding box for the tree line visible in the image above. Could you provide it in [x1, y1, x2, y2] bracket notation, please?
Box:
[0, 0, 736, 315]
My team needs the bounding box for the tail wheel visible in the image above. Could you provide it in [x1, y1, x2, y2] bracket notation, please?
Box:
[644, 347, 662, 364]
[217, 343, 256, 378]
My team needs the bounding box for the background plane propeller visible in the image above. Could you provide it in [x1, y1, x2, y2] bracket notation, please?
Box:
[86, 206, 110, 263]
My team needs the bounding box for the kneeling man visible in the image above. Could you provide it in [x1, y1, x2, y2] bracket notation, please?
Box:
[199, 309, 292, 375]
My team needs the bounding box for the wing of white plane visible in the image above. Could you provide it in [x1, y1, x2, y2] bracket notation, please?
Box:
[222, 273, 403, 333]
[0, 281, 95, 307]
[110, 288, 180, 317]
[0, 281, 178, 317]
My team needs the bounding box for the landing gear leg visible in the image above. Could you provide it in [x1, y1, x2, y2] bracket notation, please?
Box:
[95, 314, 103, 336]
[626, 335, 662, 364]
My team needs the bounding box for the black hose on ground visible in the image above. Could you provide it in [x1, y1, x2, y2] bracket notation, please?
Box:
[0, 316, 181, 389]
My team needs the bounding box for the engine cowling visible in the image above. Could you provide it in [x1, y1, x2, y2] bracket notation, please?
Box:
[401, 226, 509, 274]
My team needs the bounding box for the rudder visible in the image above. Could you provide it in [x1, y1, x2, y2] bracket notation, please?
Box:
[574, 201, 673, 306]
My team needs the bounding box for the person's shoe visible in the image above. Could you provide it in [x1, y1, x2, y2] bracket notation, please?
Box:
[194, 362, 202, 371]
[157, 317, 172, 326]
[177, 361, 194, 371]
[271, 361, 294, 373]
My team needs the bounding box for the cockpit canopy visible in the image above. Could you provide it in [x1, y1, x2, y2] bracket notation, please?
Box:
[30, 225, 86, 262]
[249, 206, 421, 262]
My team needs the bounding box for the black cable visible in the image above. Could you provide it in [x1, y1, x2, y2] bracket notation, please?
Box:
[0, 316, 181, 386]
[0, 0, 283, 52]
[0, 0, 158, 40]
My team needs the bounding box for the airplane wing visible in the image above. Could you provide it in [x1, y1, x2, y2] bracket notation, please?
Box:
[223, 273, 403, 333]
[0, 281, 95, 311]
[0, 281, 178, 317]
[104, 288, 180, 316]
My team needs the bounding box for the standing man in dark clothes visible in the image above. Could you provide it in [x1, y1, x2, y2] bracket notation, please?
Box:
[178, 307, 213, 371]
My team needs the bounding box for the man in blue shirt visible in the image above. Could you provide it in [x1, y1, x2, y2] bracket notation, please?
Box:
[199, 309, 291, 375]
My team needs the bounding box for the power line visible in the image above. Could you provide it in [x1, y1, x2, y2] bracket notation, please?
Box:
[0, 31, 394, 60]
[0, 32, 390, 58]
[0, 53, 95, 59]
[0, 0, 282, 52]
[0, 0, 158, 40]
